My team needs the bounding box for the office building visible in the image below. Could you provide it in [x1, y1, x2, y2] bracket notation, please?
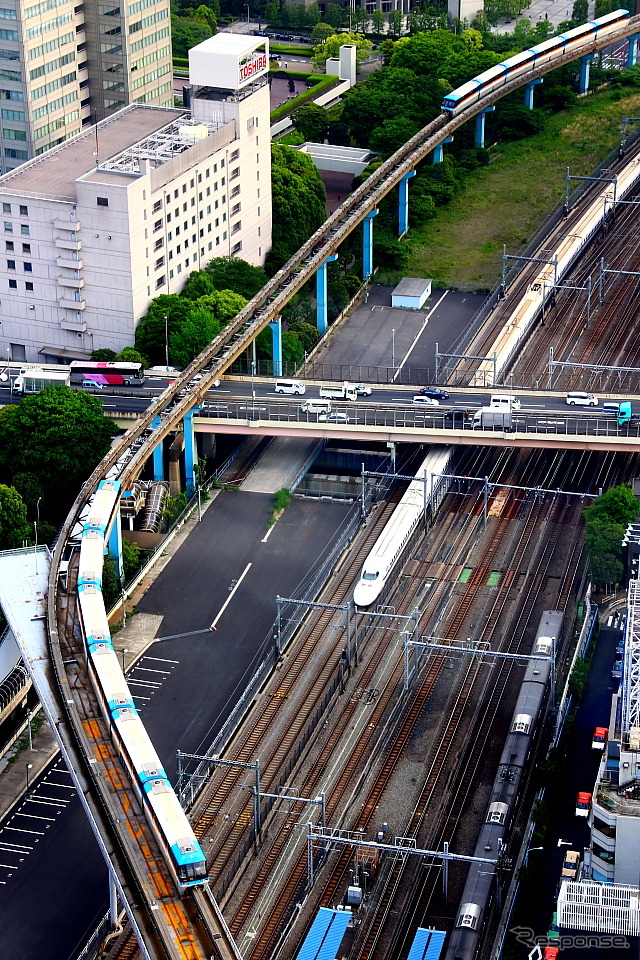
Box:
[0, 33, 272, 363]
[0, 0, 174, 174]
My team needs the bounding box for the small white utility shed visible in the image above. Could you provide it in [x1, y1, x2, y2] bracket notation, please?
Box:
[391, 278, 432, 310]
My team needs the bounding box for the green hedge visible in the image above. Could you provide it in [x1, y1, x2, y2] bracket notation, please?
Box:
[269, 68, 321, 81]
[269, 43, 312, 56]
[270, 75, 339, 122]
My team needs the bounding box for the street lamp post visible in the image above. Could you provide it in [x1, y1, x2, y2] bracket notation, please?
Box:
[524, 845, 543, 866]
[164, 314, 169, 368]
[26, 708, 32, 751]
[121, 647, 128, 672]
[392, 328, 396, 373]
[26, 762, 33, 793]
[245, 3, 249, 22]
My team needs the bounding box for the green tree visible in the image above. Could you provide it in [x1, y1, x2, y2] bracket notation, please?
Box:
[171, 15, 213, 58]
[305, 2, 321, 26]
[265, 0, 280, 25]
[291, 102, 329, 142]
[282, 330, 305, 364]
[370, 116, 421, 156]
[122, 538, 143, 582]
[170, 306, 220, 369]
[324, 2, 344, 28]
[311, 20, 334, 43]
[584, 484, 639, 526]
[195, 288, 248, 322]
[266, 144, 327, 274]
[572, 0, 588, 21]
[312, 31, 372, 69]
[116, 347, 148, 366]
[0, 484, 32, 549]
[371, 9, 385, 37]
[182, 269, 215, 300]
[287, 321, 320, 352]
[12, 471, 42, 519]
[91, 348, 117, 361]
[190, 4, 217, 31]
[135, 294, 194, 365]
[205, 256, 268, 298]
[387, 9, 403, 37]
[0, 387, 117, 513]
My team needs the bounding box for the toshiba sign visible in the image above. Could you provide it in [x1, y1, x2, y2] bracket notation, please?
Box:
[239, 51, 267, 85]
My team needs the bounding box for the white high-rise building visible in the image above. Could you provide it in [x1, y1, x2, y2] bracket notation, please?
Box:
[0, 33, 272, 363]
[0, 0, 173, 175]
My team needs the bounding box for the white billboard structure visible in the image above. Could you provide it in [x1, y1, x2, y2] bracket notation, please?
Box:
[189, 34, 269, 92]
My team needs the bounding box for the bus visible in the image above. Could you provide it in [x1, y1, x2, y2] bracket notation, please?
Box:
[69, 361, 145, 386]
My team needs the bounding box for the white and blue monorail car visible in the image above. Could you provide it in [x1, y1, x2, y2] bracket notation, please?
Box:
[441, 10, 629, 113]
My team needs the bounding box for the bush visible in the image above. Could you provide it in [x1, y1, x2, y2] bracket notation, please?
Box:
[273, 488, 292, 511]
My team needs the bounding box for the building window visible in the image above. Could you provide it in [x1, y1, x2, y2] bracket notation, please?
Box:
[97, 196, 108, 206]
[166, 212, 171, 223]
[25, 280, 33, 291]
[20, 224, 28, 235]
[23, 262, 32, 271]
[230, 149, 239, 161]
[154, 237, 163, 250]
[154, 256, 164, 269]
[153, 218, 162, 232]
[155, 274, 165, 288]
[19, 204, 26, 215]
[152, 199, 162, 212]
[182, 183, 186, 193]
[231, 241, 242, 254]
[2, 201, 8, 212]
[4, 239, 12, 250]
[6, 258, 14, 268]
[8, 277, 15, 287]
[22, 242, 29, 253]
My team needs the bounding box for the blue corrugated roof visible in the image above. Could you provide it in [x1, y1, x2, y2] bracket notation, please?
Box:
[407, 927, 446, 960]
[295, 907, 351, 960]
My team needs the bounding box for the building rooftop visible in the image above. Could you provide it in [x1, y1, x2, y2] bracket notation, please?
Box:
[393, 278, 433, 299]
[0, 105, 186, 202]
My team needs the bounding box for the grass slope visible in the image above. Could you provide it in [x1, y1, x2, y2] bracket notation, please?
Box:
[407, 89, 640, 290]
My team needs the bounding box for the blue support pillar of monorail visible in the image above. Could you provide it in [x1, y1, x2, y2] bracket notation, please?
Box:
[269, 316, 282, 376]
[152, 416, 164, 480]
[183, 406, 202, 497]
[579, 53, 595, 95]
[475, 105, 494, 149]
[398, 170, 416, 237]
[316, 253, 338, 334]
[627, 34, 640, 66]
[433, 136, 453, 164]
[108, 511, 123, 583]
[524, 78, 543, 109]
[363, 209, 378, 280]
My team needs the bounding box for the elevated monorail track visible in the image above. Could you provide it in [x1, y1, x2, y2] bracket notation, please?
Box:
[46, 16, 640, 956]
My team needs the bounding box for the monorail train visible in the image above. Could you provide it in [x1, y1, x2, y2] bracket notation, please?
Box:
[353, 446, 453, 608]
[444, 610, 563, 960]
[76, 479, 207, 891]
[441, 10, 629, 114]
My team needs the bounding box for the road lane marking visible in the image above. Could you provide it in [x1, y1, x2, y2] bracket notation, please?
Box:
[261, 525, 275, 543]
[143, 656, 179, 664]
[209, 563, 252, 629]
[391, 290, 449, 383]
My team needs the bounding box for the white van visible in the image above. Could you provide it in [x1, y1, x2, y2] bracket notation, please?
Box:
[490, 394, 520, 410]
[300, 399, 331, 415]
[275, 379, 305, 395]
[566, 391, 597, 406]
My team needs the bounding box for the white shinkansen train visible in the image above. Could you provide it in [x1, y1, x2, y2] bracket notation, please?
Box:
[354, 447, 453, 608]
[76, 479, 207, 890]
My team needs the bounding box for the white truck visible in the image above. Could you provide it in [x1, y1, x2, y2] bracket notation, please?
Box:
[319, 382, 359, 401]
[473, 406, 514, 430]
[14, 367, 71, 394]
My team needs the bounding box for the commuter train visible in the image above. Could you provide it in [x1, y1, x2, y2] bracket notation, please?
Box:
[444, 610, 563, 960]
[353, 446, 453, 608]
[76, 478, 207, 891]
[442, 10, 630, 113]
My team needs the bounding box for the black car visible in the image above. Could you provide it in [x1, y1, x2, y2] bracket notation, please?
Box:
[419, 387, 450, 400]
[444, 408, 473, 423]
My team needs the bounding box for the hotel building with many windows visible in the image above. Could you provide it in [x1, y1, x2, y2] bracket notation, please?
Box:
[0, 33, 272, 364]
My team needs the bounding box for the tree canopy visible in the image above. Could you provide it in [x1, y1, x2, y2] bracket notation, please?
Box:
[266, 144, 326, 274]
[0, 386, 118, 517]
[0, 484, 32, 549]
[291, 103, 329, 143]
[312, 31, 373, 69]
[584, 484, 639, 589]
